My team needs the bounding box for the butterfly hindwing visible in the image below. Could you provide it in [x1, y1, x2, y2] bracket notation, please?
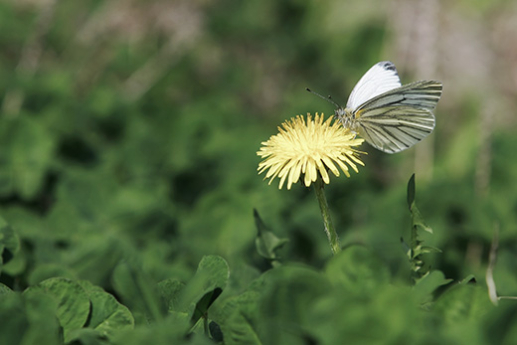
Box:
[354, 80, 442, 154]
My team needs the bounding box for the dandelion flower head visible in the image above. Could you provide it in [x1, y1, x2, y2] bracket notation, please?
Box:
[257, 113, 365, 189]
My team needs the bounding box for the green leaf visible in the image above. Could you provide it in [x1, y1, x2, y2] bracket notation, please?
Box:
[411, 203, 433, 234]
[157, 278, 185, 313]
[325, 245, 390, 294]
[258, 265, 329, 343]
[0, 283, 12, 295]
[65, 328, 109, 345]
[28, 264, 76, 286]
[0, 291, 61, 345]
[23, 291, 63, 345]
[67, 237, 124, 287]
[407, 173, 416, 209]
[23, 277, 90, 343]
[407, 174, 432, 234]
[254, 209, 288, 262]
[0, 117, 55, 199]
[405, 174, 438, 283]
[213, 291, 262, 345]
[459, 274, 477, 285]
[0, 216, 20, 273]
[413, 270, 453, 305]
[307, 284, 423, 344]
[78, 280, 134, 337]
[434, 283, 493, 323]
[111, 321, 187, 345]
[0, 293, 30, 345]
[111, 261, 165, 324]
[419, 245, 442, 254]
[176, 255, 229, 327]
[191, 288, 223, 326]
[209, 321, 223, 342]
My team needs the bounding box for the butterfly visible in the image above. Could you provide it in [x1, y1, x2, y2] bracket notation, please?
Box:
[308, 61, 442, 153]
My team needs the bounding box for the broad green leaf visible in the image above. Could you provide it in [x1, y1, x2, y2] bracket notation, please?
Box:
[484, 302, 517, 345]
[258, 265, 329, 343]
[23, 290, 63, 345]
[434, 283, 493, 323]
[308, 284, 424, 344]
[111, 321, 189, 345]
[64, 328, 108, 345]
[254, 209, 288, 262]
[413, 270, 453, 305]
[212, 291, 261, 345]
[28, 263, 76, 286]
[0, 293, 29, 345]
[190, 288, 223, 327]
[0, 117, 55, 199]
[176, 255, 229, 317]
[111, 261, 165, 323]
[325, 245, 390, 294]
[24, 278, 89, 343]
[209, 321, 223, 342]
[0, 283, 12, 295]
[67, 237, 124, 286]
[78, 280, 134, 337]
[157, 278, 185, 312]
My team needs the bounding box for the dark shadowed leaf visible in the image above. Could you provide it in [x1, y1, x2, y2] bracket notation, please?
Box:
[0, 216, 20, 272]
[407, 173, 416, 209]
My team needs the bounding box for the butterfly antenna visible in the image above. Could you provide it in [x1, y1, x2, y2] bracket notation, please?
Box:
[306, 88, 341, 108]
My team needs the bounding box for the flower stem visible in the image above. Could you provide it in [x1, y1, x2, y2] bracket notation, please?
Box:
[314, 177, 341, 255]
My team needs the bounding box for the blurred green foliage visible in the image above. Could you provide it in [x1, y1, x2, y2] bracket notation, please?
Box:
[1, 0, 517, 344]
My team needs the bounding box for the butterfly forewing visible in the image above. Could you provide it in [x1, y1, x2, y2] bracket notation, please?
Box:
[356, 80, 442, 112]
[354, 80, 442, 154]
[346, 61, 402, 110]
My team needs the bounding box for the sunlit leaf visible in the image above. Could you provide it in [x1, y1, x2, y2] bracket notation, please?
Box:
[23, 277, 90, 343]
[78, 280, 134, 337]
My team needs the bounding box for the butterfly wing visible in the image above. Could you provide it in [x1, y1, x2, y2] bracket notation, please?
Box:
[346, 61, 402, 110]
[354, 80, 443, 154]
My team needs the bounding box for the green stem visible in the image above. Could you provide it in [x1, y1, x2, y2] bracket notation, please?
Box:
[314, 177, 341, 255]
[204, 317, 209, 335]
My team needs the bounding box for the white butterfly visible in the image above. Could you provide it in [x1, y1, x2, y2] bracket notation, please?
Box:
[310, 61, 443, 153]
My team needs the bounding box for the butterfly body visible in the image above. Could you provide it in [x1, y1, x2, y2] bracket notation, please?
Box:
[334, 61, 442, 154]
[335, 107, 359, 132]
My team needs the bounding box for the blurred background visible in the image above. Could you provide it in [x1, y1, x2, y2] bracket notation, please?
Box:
[1, 0, 516, 292]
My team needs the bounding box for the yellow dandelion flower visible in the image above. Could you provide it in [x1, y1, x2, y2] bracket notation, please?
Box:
[257, 113, 365, 190]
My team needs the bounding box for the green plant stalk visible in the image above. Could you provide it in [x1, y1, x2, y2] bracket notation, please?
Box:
[314, 177, 341, 255]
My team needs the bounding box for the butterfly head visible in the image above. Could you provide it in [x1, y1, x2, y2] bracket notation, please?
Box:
[306, 88, 358, 132]
[335, 107, 357, 131]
